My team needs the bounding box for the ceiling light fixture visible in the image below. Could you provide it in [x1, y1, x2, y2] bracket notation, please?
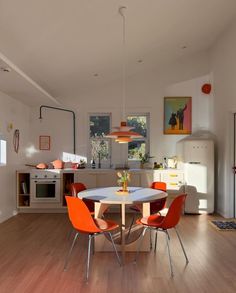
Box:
[106, 6, 142, 143]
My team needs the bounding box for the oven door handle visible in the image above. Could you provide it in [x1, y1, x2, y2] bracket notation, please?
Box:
[33, 180, 57, 184]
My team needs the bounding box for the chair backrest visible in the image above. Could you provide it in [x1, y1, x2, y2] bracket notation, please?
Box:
[65, 196, 100, 233]
[150, 181, 167, 192]
[150, 181, 167, 214]
[161, 194, 187, 229]
[70, 182, 86, 196]
[70, 182, 94, 213]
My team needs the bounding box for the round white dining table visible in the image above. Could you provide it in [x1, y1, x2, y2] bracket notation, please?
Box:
[78, 186, 167, 258]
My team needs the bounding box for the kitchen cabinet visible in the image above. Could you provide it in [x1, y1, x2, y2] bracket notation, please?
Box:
[129, 171, 141, 187]
[62, 173, 74, 206]
[97, 171, 117, 187]
[75, 171, 97, 188]
[160, 170, 184, 190]
[16, 168, 185, 212]
[140, 170, 161, 187]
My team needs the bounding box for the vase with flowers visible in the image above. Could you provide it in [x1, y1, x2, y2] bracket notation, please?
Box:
[117, 170, 130, 192]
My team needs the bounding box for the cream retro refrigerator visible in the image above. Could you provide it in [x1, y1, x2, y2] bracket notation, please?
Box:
[177, 137, 214, 214]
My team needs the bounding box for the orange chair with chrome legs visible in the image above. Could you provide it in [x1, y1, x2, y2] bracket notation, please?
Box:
[127, 181, 167, 244]
[134, 194, 189, 277]
[70, 182, 94, 215]
[64, 196, 121, 281]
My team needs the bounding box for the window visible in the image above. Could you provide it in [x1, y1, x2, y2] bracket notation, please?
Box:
[127, 114, 149, 161]
[89, 114, 111, 167]
[0, 135, 7, 166]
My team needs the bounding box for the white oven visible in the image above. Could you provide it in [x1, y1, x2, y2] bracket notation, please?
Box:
[30, 170, 61, 203]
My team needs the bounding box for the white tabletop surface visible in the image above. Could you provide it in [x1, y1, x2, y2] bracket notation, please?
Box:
[78, 186, 167, 205]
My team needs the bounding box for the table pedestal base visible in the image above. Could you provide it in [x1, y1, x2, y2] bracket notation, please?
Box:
[94, 202, 151, 256]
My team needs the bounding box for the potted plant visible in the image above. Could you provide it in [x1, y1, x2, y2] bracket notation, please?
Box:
[139, 152, 154, 169]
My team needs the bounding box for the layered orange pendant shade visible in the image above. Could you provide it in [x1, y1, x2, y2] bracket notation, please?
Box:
[106, 121, 142, 143]
[105, 7, 143, 144]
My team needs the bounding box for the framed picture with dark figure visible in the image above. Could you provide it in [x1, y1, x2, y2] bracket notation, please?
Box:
[164, 97, 192, 134]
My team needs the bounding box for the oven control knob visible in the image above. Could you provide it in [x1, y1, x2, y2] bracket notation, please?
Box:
[54, 175, 57, 178]
[35, 175, 38, 178]
[44, 175, 47, 178]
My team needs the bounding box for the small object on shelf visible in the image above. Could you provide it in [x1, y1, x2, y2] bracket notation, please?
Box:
[167, 156, 178, 169]
[21, 182, 28, 194]
[163, 157, 168, 169]
[78, 159, 86, 169]
[91, 159, 96, 169]
[71, 162, 79, 169]
[51, 159, 64, 169]
[153, 162, 159, 169]
[23, 199, 29, 206]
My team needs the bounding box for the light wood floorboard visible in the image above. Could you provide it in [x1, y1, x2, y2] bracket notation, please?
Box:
[0, 213, 236, 293]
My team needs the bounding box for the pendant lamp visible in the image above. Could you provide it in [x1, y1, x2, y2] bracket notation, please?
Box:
[105, 7, 142, 143]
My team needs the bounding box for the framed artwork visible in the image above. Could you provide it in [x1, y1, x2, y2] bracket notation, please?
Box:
[39, 135, 50, 150]
[164, 97, 192, 134]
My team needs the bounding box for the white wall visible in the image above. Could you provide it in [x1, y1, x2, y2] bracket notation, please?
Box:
[0, 91, 30, 222]
[209, 18, 236, 217]
[28, 51, 211, 169]
[28, 108, 74, 164]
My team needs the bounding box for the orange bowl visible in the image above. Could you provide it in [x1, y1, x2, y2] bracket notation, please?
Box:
[51, 159, 65, 169]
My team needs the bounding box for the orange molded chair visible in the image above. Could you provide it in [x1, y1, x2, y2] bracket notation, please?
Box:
[127, 182, 167, 240]
[135, 194, 189, 277]
[70, 182, 94, 215]
[64, 196, 121, 281]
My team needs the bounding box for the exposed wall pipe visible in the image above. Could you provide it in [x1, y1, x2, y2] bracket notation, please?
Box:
[39, 105, 76, 154]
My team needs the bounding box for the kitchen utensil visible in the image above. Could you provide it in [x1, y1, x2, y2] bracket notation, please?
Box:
[25, 163, 48, 169]
[51, 159, 65, 169]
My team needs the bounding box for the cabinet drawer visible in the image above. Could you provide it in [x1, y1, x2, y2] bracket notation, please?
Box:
[161, 171, 184, 190]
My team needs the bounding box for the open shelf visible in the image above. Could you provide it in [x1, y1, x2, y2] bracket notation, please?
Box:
[62, 173, 74, 206]
[17, 172, 30, 207]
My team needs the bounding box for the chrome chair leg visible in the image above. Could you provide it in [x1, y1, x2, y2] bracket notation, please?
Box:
[86, 234, 93, 281]
[107, 232, 122, 266]
[126, 215, 135, 240]
[64, 232, 79, 271]
[175, 227, 189, 264]
[154, 230, 158, 252]
[134, 227, 147, 263]
[166, 230, 170, 240]
[92, 236, 95, 255]
[67, 228, 74, 240]
[165, 230, 174, 277]
[150, 229, 152, 249]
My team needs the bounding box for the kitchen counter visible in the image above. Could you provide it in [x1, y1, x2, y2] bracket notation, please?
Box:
[16, 168, 184, 211]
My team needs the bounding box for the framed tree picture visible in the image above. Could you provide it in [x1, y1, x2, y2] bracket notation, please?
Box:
[39, 135, 50, 150]
[164, 97, 192, 134]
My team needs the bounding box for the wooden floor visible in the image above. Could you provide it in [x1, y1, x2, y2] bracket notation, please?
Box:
[0, 213, 236, 293]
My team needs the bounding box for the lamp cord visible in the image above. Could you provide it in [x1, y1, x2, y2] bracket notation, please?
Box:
[119, 6, 127, 121]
